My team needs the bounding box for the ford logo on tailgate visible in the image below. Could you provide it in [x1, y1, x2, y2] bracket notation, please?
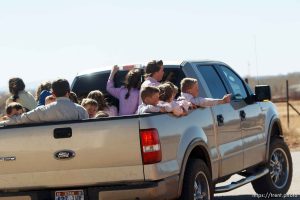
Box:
[54, 150, 76, 160]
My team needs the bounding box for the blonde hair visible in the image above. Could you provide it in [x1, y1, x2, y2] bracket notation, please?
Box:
[180, 78, 197, 93]
[35, 81, 52, 101]
[81, 98, 98, 108]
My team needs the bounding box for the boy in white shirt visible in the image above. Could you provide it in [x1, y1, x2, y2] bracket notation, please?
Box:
[178, 78, 231, 107]
[137, 86, 166, 114]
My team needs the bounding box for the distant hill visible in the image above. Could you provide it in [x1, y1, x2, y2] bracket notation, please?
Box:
[246, 72, 300, 100]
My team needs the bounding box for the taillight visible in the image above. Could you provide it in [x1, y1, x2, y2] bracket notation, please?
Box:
[139, 128, 162, 165]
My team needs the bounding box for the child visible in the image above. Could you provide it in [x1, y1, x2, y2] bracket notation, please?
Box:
[178, 78, 231, 107]
[164, 81, 192, 113]
[69, 91, 79, 104]
[137, 86, 166, 114]
[1, 102, 24, 121]
[106, 65, 141, 115]
[35, 81, 52, 106]
[45, 95, 56, 105]
[158, 83, 184, 116]
[81, 98, 99, 118]
[87, 90, 118, 117]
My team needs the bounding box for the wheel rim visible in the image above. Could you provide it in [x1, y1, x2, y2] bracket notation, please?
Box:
[193, 171, 210, 200]
[270, 147, 289, 189]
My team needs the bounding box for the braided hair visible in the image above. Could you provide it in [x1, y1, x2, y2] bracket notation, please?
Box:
[8, 78, 25, 101]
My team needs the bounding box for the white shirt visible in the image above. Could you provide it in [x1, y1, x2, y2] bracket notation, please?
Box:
[158, 101, 184, 116]
[178, 93, 220, 107]
[137, 103, 160, 114]
[6, 90, 37, 111]
[0, 97, 88, 126]
[139, 77, 161, 105]
[141, 77, 161, 88]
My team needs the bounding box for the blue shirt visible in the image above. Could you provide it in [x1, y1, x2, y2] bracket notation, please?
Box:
[38, 90, 52, 106]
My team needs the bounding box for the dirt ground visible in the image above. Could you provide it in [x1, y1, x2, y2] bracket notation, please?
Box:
[275, 101, 300, 151]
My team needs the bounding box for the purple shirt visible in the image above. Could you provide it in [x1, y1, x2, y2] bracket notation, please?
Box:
[106, 79, 140, 115]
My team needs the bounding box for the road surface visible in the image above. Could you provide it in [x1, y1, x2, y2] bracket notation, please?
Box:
[215, 151, 300, 200]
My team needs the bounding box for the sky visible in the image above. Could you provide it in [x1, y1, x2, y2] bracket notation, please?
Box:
[1, 0, 300, 91]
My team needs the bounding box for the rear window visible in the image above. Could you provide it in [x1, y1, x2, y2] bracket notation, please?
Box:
[71, 71, 128, 98]
[71, 71, 129, 106]
[71, 67, 186, 105]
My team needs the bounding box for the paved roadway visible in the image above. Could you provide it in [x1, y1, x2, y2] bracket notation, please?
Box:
[215, 152, 300, 200]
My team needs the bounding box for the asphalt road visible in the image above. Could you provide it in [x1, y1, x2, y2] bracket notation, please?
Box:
[215, 152, 300, 200]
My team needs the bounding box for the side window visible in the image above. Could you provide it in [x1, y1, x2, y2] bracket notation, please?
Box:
[162, 68, 186, 97]
[197, 65, 228, 99]
[218, 66, 248, 100]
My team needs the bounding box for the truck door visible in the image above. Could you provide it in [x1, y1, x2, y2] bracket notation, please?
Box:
[216, 65, 266, 169]
[196, 64, 244, 177]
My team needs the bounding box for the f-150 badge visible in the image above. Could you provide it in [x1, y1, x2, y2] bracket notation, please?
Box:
[54, 150, 76, 160]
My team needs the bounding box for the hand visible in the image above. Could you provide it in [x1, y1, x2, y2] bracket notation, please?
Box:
[222, 94, 232, 104]
[190, 104, 198, 109]
[111, 65, 119, 74]
[160, 107, 166, 112]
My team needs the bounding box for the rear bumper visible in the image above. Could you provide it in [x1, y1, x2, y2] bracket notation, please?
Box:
[0, 175, 179, 200]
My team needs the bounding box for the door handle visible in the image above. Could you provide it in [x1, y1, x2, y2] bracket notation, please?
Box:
[240, 110, 246, 121]
[217, 114, 224, 126]
[54, 127, 72, 139]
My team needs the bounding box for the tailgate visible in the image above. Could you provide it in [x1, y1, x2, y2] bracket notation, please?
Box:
[0, 117, 144, 190]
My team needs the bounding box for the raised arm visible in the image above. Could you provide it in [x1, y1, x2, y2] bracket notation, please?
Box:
[106, 65, 122, 99]
[0, 107, 45, 126]
[191, 94, 232, 107]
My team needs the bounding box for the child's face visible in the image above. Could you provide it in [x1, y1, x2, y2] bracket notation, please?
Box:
[188, 83, 199, 97]
[85, 104, 98, 118]
[7, 108, 23, 117]
[144, 92, 160, 106]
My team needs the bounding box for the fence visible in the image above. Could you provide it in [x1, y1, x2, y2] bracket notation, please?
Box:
[285, 80, 300, 128]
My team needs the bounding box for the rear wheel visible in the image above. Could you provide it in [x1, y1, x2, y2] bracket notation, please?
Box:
[252, 138, 293, 194]
[180, 159, 213, 200]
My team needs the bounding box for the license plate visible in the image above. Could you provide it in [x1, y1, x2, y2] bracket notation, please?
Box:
[55, 189, 84, 200]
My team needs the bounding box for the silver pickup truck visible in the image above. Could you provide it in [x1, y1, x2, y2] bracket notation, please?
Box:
[0, 60, 293, 200]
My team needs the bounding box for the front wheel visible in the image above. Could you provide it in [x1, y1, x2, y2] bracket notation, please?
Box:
[180, 159, 213, 200]
[252, 138, 293, 194]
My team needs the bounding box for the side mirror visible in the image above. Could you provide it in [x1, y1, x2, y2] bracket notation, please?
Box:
[255, 85, 271, 101]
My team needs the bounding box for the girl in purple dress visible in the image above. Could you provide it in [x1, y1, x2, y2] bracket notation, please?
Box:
[106, 65, 142, 115]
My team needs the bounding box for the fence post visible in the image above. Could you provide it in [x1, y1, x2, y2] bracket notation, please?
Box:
[286, 80, 289, 128]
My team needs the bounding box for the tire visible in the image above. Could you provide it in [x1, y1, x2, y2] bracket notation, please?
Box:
[252, 138, 293, 194]
[180, 159, 213, 200]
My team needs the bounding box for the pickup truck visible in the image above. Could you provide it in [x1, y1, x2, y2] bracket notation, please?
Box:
[0, 60, 293, 200]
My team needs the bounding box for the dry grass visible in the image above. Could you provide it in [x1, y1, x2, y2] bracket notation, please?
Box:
[275, 101, 300, 151]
